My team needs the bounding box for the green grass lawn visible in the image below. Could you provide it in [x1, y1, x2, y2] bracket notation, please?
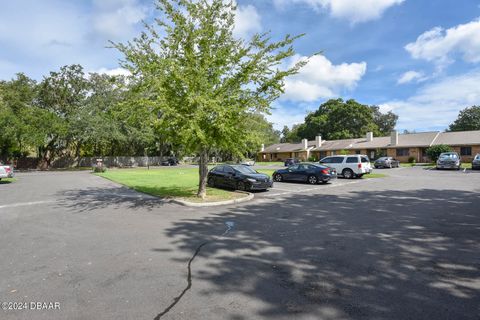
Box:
[96, 167, 269, 203]
[255, 162, 285, 166]
[363, 173, 387, 179]
[0, 178, 16, 184]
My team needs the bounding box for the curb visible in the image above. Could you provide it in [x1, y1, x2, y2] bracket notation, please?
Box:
[170, 191, 254, 207]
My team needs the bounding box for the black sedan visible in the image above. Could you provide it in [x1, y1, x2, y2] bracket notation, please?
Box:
[161, 157, 179, 166]
[284, 158, 300, 167]
[374, 157, 400, 168]
[207, 164, 273, 191]
[273, 163, 336, 184]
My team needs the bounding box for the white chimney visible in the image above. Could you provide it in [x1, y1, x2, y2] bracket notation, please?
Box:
[260, 144, 265, 152]
[302, 138, 308, 150]
[391, 131, 398, 145]
[315, 135, 322, 148]
[366, 132, 373, 142]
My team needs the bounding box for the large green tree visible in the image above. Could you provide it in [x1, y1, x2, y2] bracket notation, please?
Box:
[0, 74, 39, 159]
[371, 105, 398, 135]
[293, 98, 398, 141]
[114, 0, 306, 198]
[449, 106, 480, 131]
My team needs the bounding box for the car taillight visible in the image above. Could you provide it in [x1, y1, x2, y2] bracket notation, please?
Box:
[5, 167, 11, 173]
[358, 163, 362, 168]
[321, 169, 329, 174]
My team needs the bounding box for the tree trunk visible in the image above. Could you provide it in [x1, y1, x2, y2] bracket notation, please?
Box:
[197, 149, 209, 199]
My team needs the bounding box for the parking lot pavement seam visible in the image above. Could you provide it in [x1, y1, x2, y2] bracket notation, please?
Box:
[260, 179, 369, 199]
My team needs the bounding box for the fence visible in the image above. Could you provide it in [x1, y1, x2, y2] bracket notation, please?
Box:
[12, 156, 176, 170]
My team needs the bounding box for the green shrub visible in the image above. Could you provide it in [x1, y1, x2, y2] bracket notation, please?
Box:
[408, 156, 416, 163]
[308, 156, 317, 162]
[426, 144, 453, 162]
[93, 166, 106, 173]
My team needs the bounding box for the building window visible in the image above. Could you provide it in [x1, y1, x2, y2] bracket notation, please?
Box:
[460, 147, 472, 156]
[396, 148, 409, 157]
[355, 150, 361, 154]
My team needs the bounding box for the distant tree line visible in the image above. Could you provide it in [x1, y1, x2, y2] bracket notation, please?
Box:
[0, 65, 281, 168]
[280, 99, 480, 143]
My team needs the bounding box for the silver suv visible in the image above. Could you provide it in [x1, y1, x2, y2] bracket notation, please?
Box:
[319, 155, 372, 179]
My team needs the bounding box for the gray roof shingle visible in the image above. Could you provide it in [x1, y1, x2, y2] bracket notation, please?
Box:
[261, 130, 480, 153]
[433, 130, 480, 146]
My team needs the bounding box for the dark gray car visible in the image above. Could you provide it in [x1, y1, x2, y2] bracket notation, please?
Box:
[472, 153, 480, 170]
[374, 157, 400, 169]
[436, 152, 461, 170]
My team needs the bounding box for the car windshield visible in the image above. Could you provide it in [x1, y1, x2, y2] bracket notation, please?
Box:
[475, 155, 480, 160]
[439, 153, 458, 159]
[232, 165, 256, 174]
[377, 157, 387, 161]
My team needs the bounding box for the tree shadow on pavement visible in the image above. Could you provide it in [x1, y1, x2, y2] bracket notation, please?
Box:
[56, 186, 168, 212]
[162, 189, 480, 320]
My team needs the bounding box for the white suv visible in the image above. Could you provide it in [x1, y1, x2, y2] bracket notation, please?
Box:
[0, 162, 14, 180]
[319, 155, 372, 179]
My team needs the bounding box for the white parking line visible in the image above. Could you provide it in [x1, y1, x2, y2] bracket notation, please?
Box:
[262, 180, 365, 198]
[0, 200, 55, 209]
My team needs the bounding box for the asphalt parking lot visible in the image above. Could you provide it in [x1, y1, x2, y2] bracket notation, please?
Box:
[1, 167, 479, 320]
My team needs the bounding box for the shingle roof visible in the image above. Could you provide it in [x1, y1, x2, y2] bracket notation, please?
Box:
[394, 132, 440, 147]
[312, 138, 363, 151]
[261, 142, 303, 153]
[261, 140, 316, 153]
[433, 130, 480, 146]
[261, 130, 480, 153]
[350, 137, 391, 150]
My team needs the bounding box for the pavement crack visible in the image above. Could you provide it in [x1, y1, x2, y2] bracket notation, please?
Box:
[153, 221, 235, 319]
[153, 241, 209, 320]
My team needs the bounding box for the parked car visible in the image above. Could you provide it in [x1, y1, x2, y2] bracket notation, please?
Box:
[240, 159, 256, 166]
[207, 164, 273, 191]
[161, 157, 179, 166]
[472, 154, 480, 170]
[0, 162, 14, 180]
[284, 158, 300, 167]
[436, 152, 461, 170]
[273, 163, 337, 184]
[319, 155, 372, 179]
[374, 157, 400, 169]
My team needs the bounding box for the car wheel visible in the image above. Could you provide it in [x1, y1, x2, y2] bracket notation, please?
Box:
[207, 177, 215, 187]
[237, 181, 247, 191]
[307, 175, 318, 184]
[342, 168, 354, 179]
[274, 174, 283, 182]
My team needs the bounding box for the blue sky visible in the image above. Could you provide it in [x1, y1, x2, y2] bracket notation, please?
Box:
[1, 0, 480, 133]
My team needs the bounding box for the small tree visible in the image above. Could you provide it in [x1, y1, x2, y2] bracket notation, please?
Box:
[114, 0, 307, 198]
[426, 144, 452, 162]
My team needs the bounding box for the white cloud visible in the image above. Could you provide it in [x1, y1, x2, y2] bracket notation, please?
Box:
[92, 0, 147, 40]
[397, 70, 427, 84]
[233, 4, 262, 38]
[91, 67, 131, 77]
[273, 0, 404, 23]
[266, 102, 314, 130]
[405, 18, 480, 67]
[282, 54, 367, 102]
[382, 71, 480, 130]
